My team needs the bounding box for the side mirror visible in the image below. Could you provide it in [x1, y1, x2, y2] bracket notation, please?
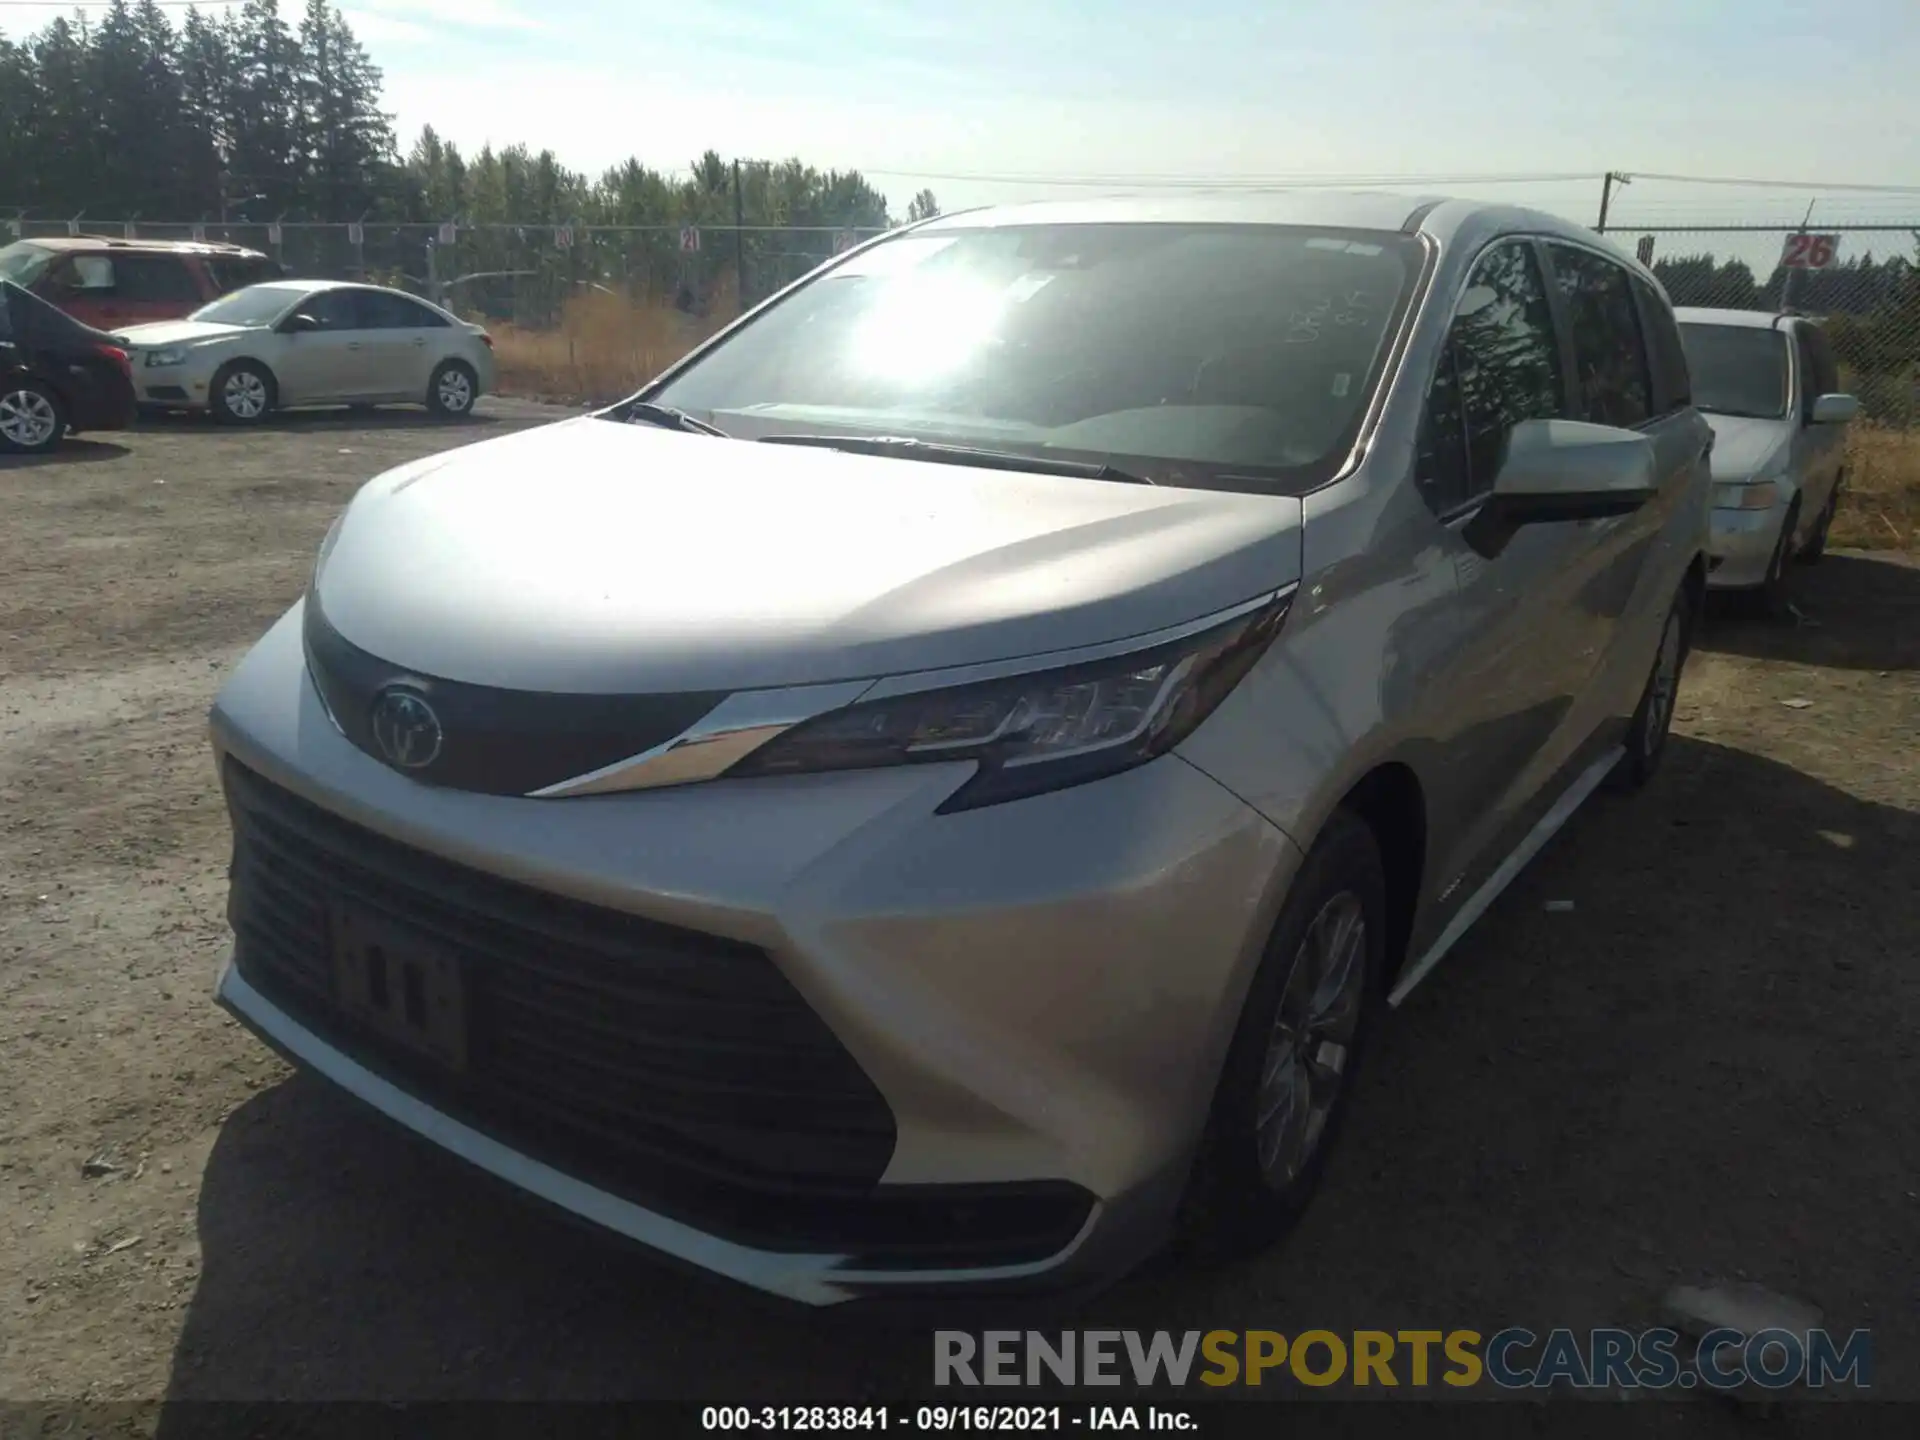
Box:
[1465, 418, 1656, 556]
[281, 312, 320, 334]
[1810, 392, 1859, 426]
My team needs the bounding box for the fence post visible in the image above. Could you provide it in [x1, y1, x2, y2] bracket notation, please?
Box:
[1596, 172, 1630, 233]
[733, 158, 747, 309]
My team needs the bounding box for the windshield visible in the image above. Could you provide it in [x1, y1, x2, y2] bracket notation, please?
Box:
[1678, 323, 1790, 420]
[0, 243, 53, 287]
[191, 284, 307, 327]
[646, 223, 1425, 493]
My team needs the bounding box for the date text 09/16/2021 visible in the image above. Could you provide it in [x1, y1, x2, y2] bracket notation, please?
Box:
[702, 1407, 1194, 1431]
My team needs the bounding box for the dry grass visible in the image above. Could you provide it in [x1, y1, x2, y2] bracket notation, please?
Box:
[1833, 425, 1920, 550]
[490, 301, 1920, 549]
[488, 287, 736, 407]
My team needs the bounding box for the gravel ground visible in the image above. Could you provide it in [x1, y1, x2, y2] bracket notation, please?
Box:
[2, 406, 1915, 1418]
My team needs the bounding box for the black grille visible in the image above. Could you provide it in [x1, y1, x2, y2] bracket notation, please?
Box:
[302, 596, 727, 796]
[222, 759, 1094, 1265]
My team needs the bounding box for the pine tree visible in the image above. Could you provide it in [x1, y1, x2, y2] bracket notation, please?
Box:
[223, 0, 302, 219]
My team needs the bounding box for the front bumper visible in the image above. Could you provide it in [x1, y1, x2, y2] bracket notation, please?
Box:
[1706, 501, 1790, 590]
[209, 601, 1301, 1302]
[132, 365, 210, 408]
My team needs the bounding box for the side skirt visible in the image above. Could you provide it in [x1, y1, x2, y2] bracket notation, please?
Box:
[1386, 744, 1625, 1008]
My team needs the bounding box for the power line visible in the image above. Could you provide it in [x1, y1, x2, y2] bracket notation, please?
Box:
[858, 168, 1603, 190]
[1627, 171, 1920, 196]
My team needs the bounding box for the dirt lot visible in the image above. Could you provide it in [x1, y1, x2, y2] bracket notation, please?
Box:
[2, 409, 1916, 1414]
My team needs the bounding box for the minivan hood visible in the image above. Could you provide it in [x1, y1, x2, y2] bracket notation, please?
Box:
[313, 417, 1304, 694]
[1701, 412, 1791, 481]
[115, 319, 248, 347]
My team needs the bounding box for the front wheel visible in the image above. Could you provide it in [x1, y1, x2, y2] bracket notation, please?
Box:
[1800, 486, 1838, 565]
[1174, 809, 1385, 1262]
[427, 361, 477, 419]
[1607, 584, 1693, 793]
[210, 361, 275, 426]
[0, 380, 67, 454]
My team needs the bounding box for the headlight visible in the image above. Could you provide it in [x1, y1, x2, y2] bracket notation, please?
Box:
[143, 347, 189, 368]
[1712, 479, 1780, 511]
[728, 591, 1293, 812]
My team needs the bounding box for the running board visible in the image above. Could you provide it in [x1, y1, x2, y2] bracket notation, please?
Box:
[1387, 744, 1625, 1008]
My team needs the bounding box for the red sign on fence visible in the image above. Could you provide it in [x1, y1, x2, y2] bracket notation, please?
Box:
[555, 225, 574, 249]
[1780, 233, 1840, 270]
[680, 226, 701, 254]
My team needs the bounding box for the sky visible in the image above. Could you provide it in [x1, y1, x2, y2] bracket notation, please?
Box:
[6, 0, 1920, 237]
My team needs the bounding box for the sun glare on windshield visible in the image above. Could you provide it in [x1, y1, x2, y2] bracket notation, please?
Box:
[849, 271, 1007, 383]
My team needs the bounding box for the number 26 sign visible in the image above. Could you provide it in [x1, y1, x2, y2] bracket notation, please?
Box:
[1780, 233, 1840, 270]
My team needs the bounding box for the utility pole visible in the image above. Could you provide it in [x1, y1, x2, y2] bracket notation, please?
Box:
[733, 158, 747, 310]
[1596, 171, 1631, 233]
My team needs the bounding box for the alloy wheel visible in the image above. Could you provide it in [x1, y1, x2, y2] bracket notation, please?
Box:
[0, 388, 60, 449]
[1254, 891, 1368, 1188]
[1643, 608, 1683, 759]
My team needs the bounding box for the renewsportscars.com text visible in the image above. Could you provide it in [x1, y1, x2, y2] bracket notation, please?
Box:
[933, 1328, 1872, 1392]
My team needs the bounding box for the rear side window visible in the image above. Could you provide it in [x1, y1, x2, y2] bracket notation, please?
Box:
[1416, 240, 1565, 515]
[117, 255, 203, 305]
[1630, 275, 1691, 415]
[1794, 323, 1841, 405]
[357, 289, 450, 329]
[68, 255, 116, 292]
[205, 257, 283, 294]
[293, 290, 361, 330]
[1545, 243, 1652, 429]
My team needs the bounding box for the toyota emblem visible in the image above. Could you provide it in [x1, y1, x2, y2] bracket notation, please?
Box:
[369, 686, 444, 770]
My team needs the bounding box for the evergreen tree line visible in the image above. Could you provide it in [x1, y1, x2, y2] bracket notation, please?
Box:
[0, 0, 940, 235]
[1652, 247, 1920, 422]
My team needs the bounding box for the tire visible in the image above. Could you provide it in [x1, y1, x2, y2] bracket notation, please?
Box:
[0, 380, 67, 455]
[427, 360, 478, 419]
[1800, 487, 1837, 565]
[209, 360, 275, 426]
[1607, 583, 1694, 794]
[1174, 809, 1386, 1262]
[1748, 497, 1801, 619]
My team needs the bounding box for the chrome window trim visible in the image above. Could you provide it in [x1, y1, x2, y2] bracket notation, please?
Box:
[529, 680, 878, 798]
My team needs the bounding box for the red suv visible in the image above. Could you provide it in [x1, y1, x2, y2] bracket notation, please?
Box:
[0, 236, 286, 330]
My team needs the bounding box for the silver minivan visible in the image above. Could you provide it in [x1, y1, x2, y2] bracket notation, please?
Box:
[210, 193, 1712, 1305]
[1676, 306, 1860, 604]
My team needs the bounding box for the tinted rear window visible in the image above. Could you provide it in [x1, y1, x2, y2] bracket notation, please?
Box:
[118, 254, 204, 304]
[1678, 324, 1789, 420]
[1631, 276, 1692, 414]
[205, 257, 284, 294]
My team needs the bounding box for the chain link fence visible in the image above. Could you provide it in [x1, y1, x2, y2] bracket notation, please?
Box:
[1618, 224, 1920, 429]
[10, 209, 1920, 430]
[6, 216, 890, 323]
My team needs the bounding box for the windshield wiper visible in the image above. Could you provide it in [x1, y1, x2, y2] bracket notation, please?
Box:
[610, 400, 728, 436]
[758, 433, 1154, 485]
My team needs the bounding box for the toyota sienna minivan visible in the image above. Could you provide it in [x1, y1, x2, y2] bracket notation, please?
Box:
[209, 193, 1712, 1305]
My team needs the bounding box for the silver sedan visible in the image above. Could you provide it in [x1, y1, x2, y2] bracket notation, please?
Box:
[118, 279, 496, 423]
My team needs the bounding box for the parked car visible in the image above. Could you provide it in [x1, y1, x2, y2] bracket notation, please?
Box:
[209, 194, 1712, 1305]
[0, 236, 283, 331]
[116, 279, 495, 423]
[1675, 306, 1860, 604]
[0, 280, 135, 454]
